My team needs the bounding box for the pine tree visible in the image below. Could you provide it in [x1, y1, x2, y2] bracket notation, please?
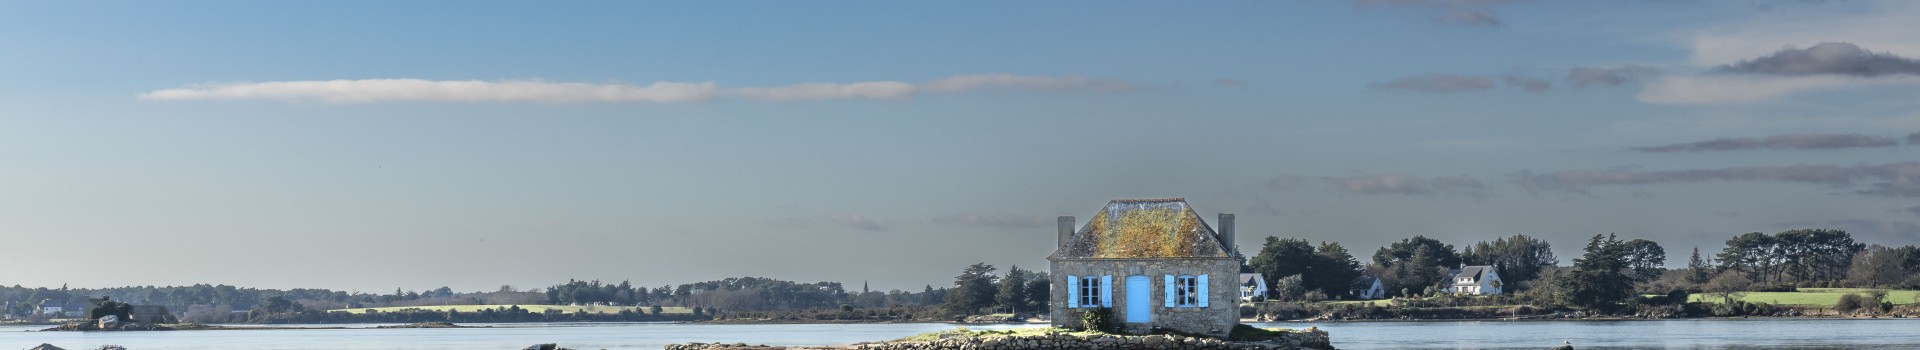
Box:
[994, 266, 1029, 314]
[943, 263, 997, 316]
[1556, 234, 1633, 311]
[1687, 247, 1714, 285]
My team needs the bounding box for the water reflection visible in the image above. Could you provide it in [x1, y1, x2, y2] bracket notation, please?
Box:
[0, 319, 1913, 349]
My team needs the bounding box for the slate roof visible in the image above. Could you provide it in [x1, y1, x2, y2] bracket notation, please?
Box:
[1350, 277, 1380, 290]
[1052, 198, 1233, 259]
[1239, 273, 1264, 285]
[1450, 266, 1493, 286]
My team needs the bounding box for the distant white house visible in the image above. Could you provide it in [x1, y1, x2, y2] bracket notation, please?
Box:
[1349, 277, 1385, 300]
[1446, 266, 1503, 295]
[38, 306, 63, 317]
[1238, 273, 1268, 302]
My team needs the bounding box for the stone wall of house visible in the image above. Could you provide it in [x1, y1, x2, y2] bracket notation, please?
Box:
[665, 331, 1333, 350]
[1048, 257, 1241, 337]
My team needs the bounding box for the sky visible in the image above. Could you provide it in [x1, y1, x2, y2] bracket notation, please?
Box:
[2, 0, 1918, 294]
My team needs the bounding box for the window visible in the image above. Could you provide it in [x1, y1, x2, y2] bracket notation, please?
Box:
[1079, 275, 1100, 307]
[1175, 275, 1198, 307]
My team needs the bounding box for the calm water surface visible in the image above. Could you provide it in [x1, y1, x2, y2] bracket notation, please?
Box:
[1, 319, 1914, 349]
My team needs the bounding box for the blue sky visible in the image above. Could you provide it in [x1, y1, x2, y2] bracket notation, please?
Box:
[3, 1, 1918, 293]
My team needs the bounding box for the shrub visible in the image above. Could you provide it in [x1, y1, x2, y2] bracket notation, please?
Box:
[1228, 324, 1291, 341]
[1710, 299, 1777, 317]
[1666, 289, 1690, 305]
[1835, 294, 1871, 313]
[1077, 307, 1119, 334]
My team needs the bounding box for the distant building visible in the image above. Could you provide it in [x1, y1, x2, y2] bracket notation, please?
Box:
[1238, 273, 1268, 302]
[1349, 277, 1385, 300]
[1048, 198, 1243, 337]
[1446, 266, 1503, 295]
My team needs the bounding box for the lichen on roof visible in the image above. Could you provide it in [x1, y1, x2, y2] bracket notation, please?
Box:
[1057, 198, 1230, 259]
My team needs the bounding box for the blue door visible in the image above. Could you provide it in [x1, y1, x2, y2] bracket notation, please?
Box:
[1125, 275, 1151, 323]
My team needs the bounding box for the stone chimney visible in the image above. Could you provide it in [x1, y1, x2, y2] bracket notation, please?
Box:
[1057, 216, 1076, 249]
[1217, 213, 1236, 255]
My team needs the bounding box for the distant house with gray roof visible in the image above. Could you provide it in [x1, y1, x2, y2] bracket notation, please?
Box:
[1238, 273, 1268, 302]
[1445, 265, 1503, 295]
[1349, 276, 1385, 300]
[1048, 198, 1243, 337]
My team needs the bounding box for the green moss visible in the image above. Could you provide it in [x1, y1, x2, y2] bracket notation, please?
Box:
[1228, 324, 1296, 341]
[890, 327, 1094, 342]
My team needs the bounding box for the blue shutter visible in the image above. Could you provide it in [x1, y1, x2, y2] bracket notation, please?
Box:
[1100, 275, 1113, 308]
[1164, 275, 1176, 307]
[1196, 274, 1210, 308]
[1067, 275, 1079, 308]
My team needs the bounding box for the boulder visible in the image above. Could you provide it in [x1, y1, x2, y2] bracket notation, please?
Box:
[525, 344, 558, 350]
[30, 344, 65, 350]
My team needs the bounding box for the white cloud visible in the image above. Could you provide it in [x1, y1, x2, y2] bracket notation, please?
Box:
[919, 73, 1132, 92]
[1685, 1, 1920, 66]
[139, 79, 718, 103]
[1638, 74, 1920, 105]
[139, 73, 1133, 104]
[726, 82, 915, 101]
[1641, 1, 1920, 105]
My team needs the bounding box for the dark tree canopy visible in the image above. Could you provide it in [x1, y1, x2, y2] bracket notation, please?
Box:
[1250, 237, 1365, 299]
[1306, 242, 1364, 297]
[944, 263, 998, 316]
[1555, 234, 1636, 311]
[1622, 239, 1666, 282]
[1250, 237, 1315, 292]
[1369, 236, 1459, 296]
[1373, 236, 1461, 269]
[1686, 247, 1714, 285]
[1717, 229, 1863, 284]
[994, 265, 1030, 314]
[1459, 234, 1557, 287]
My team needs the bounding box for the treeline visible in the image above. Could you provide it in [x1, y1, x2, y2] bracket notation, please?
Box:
[545, 276, 956, 313]
[0, 271, 1016, 324]
[275, 304, 705, 324]
[1247, 234, 1568, 301]
[1247, 227, 1920, 314]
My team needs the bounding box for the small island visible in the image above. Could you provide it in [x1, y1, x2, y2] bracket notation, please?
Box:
[669, 326, 1332, 350]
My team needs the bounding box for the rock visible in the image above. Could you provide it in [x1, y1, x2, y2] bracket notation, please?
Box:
[1551, 341, 1574, 350]
[525, 344, 558, 350]
[1144, 335, 1170, 347]
[30, 344, 66, 350]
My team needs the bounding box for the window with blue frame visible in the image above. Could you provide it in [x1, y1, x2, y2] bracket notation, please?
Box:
[1079, 275, 1100, 307]
[1175, 275, 1198, 307]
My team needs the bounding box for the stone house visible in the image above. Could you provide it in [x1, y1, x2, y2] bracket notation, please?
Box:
[1048, 198, 1243, 337]
[1445, 265, 1503, 295]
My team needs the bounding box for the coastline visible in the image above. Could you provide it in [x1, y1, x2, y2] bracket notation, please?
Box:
[34, 321, 487, 332]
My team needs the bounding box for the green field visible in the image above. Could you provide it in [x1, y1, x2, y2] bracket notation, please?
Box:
[1688, 288, 1920, 306]
[325, 304, 693, 315]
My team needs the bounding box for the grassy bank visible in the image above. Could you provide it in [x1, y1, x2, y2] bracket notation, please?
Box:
[891, 326, 1309, 342]
[326, 304, 693, 315]
[1687, 288, 1920, 306]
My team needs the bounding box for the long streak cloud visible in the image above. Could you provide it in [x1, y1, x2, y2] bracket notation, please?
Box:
[138, 74, 1134, 103]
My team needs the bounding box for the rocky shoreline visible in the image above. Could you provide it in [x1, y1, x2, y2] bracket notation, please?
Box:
[36, 321, 482, 332]
[667, 329, 1333, 350]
